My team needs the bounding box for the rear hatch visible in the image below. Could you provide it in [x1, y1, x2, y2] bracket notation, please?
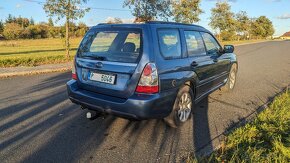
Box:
[75, 27, 143, 99]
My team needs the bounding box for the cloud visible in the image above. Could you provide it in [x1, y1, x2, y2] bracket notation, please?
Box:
[277, 13, 290, 19]
[16, 4, 22, 8]
[105, 17, 134, 23]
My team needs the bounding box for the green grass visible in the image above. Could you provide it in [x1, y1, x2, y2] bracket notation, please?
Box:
[191, 90, 290, 162]
[0, 38, 82, 67]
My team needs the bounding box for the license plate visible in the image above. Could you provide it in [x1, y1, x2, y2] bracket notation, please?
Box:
[89, 72, 116, 84]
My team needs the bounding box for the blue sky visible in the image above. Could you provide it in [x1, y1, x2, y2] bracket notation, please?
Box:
[0, 0, 290, 36]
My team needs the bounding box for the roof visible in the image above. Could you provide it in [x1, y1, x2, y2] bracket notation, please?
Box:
[281, 31, 290, 37]
[98, 21, 204, 29]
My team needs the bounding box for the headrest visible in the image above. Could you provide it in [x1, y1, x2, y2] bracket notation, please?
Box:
[123, 42, 136, 53]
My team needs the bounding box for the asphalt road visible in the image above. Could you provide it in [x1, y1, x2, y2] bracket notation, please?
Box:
[0, 41, 289, 163]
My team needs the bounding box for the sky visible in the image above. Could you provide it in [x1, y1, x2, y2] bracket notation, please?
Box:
[0, 0, 290, 36]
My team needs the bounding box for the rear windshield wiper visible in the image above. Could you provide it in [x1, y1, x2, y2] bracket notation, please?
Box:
[81, 55, 106, 61]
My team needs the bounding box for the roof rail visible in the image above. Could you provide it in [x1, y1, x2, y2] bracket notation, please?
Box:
[146, 21, 204, 28]
[96, 21, 205, 29]
[97, 23, 109, 25]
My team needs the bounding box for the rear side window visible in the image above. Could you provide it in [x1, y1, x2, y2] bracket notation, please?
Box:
[201, 32, 221, 55]
[158, 29, 182, 59]
[78, 30, 141, 63]
[184, 31, 206, 56]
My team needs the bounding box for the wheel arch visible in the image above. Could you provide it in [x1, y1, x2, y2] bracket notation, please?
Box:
[184, 80, 197, 100]
[231, 61, 238, 72]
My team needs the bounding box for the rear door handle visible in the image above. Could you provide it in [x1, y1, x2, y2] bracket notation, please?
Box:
[191, 61, 198, 67]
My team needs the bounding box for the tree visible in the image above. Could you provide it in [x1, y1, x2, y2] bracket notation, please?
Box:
[30, 17, 35, 25]
[124, 0, 171, 22]
[172, 0, 203, 24]
[235, 11, 250, 40]
[67, 21, 77, 37]
[6, 14, 15, 24]
[3, 23, 23, 39]
[20, 28, 32, 39]
[75, 22, 88, 37]
[0, 20, 4, 34]
[15, 16, 30, 28]
[43, 0, 90, 59]
[209, 1, 236, 41]
[48, 26, 61, 38]
[250, 16, 274, 39]
[48, 17, 54, 27]
[28, 24, 49, 39]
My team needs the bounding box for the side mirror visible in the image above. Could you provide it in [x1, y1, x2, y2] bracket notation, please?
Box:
[223, 45, 234, 53]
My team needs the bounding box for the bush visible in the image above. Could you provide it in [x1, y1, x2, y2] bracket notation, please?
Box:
[28, 24, 49, 39]
[221, 30, 236, 41]
[48, 27, 61, 38]
[20, 28, 32, 39]
[75, 27, 87, 37]
[3, 23, 23, 40]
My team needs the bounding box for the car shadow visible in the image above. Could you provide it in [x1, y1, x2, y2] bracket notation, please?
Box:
[0, 72, 251, 162]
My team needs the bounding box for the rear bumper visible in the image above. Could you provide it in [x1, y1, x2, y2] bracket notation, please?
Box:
[66, 80, 177, 120]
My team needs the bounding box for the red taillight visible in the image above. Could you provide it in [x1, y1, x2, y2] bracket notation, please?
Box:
[136, 63, 159, 94]
[136, 85, 159, 94]
[72, 61, 77, 80]
[143, 64, 152, 76]
[72, 73, 77, 80]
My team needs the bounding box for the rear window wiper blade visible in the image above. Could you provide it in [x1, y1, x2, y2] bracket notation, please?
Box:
[81, 55, 106, 61]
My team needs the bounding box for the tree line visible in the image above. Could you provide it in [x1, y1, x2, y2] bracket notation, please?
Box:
[209, 2, 274, 41]
[0, 0, 275, 59]
[124, 0, 274, 41]
[0, 14, 89, 40]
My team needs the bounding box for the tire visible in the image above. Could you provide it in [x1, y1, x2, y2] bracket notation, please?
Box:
[220, 64, 237, 92]
[164, 85, 194, 128]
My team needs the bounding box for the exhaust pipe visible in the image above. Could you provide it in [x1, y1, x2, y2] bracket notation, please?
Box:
[82, 106, 104, 120]
[86, 112, 92, 119]
[86, 110, 103, 120]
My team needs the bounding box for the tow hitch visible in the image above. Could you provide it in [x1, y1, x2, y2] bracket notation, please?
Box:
[81, 106, 103, 120]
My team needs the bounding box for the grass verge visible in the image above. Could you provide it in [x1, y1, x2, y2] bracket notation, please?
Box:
[190, 89, 290, 162]
[221, 39, 267, 46]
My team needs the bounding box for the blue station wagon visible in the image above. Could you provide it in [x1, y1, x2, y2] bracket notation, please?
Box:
[67, 21, 238, 128]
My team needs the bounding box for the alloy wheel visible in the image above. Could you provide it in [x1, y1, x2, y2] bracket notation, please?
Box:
[229, 68, 236, 89]
[177, 92, 192, 122]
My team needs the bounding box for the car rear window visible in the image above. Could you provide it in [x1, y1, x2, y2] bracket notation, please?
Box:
[78, 29, 141, 63]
